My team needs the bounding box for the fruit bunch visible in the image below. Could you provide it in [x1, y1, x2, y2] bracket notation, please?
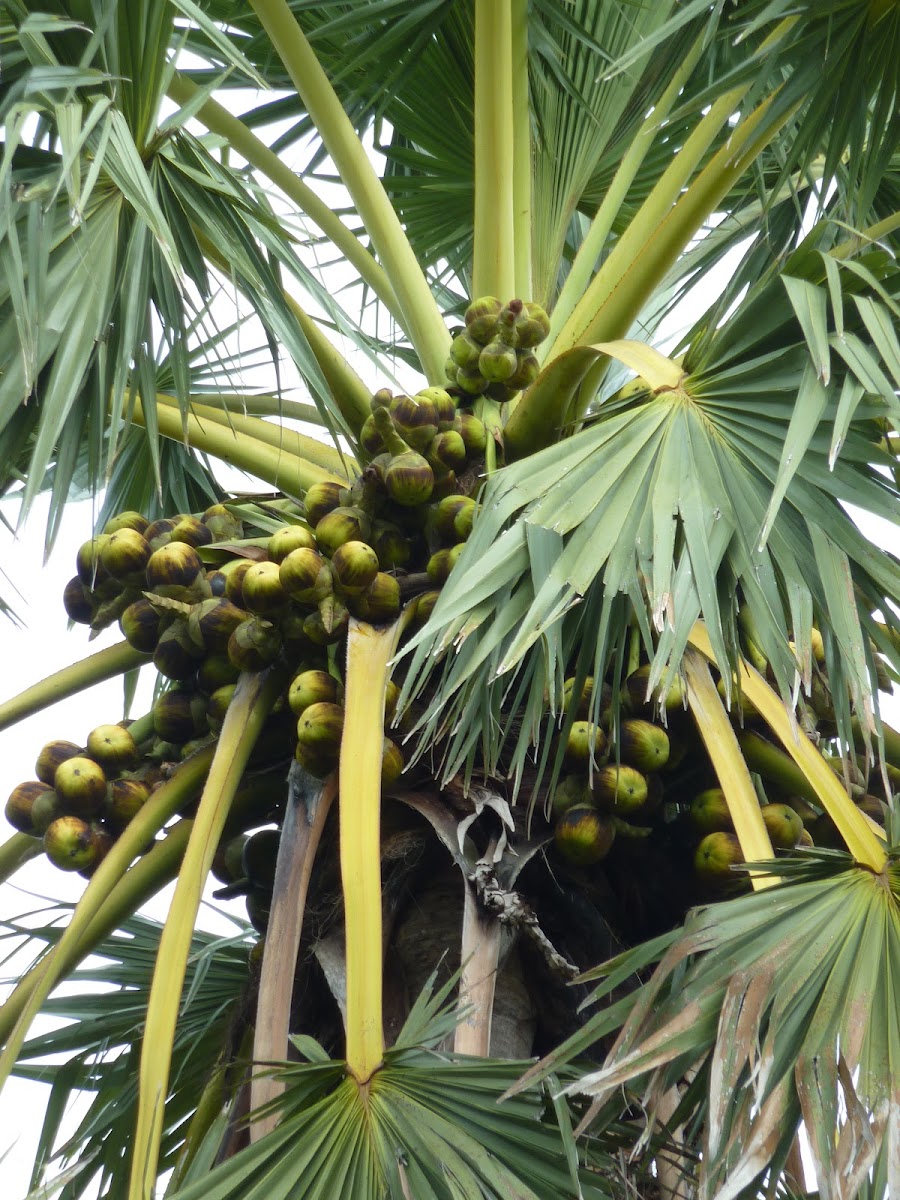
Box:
[445, 297, 550, 402]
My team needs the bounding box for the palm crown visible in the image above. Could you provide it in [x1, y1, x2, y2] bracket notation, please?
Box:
[1, 2, 899, 1198]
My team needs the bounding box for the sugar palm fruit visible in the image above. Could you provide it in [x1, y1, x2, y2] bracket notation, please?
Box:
[563, 722, 608, 770]
[623, 664, 684, 713]
[455, 362, 489, 396]
[196, 654, 240, 694]
[245, 887, 271, 933]
[202, 504, 244, 542]
[431, 495, 470, 542]
[145, 543, 206, 599]
[206, 684, 237, 733]
[5, 781, 57, 834]
[86, 724, 138, 774]
[450, 331, 482, 367]
[279, 547, 327, 604]
[426, 548, 456, 585]
[507, 351, 540, 392]
[302, 604, 349, 645]
[373, 408, 435, 507]
[295, 701, 344, 775]
[76, 535, 112, 587]
[384, 679, 401, 728]
[268, 524, 316, 563]
[455, 411, 487, 457]
[594, 764, 648, 815]
[54, 757, 108, 818]
[428, 430, 467, 473]
[562, 676, 612, 721]
[63, 577, 95, 624]
[694, 831, 745, 886]
[212, 832, 249, 885]
[372, 521, 411, 570]
[513, 301, 550, 348]
[304, 481, 344, 527]
[222, 559, 254, 607]
[478, 336, 518, 383]
[418, 387, 456, 430]
[103, 510, 150, 536]
[390, 394, 439, 450]
[228, 617, 282, 672]
[315, 506, 373, 557]
[43, 815, 101, 872]
[153, 689, 209, 744]
[120, 598, 163, 653]
[144, 518, 177, 551]
[371, 387, 393, 411]
[453, 500, 478, 541]
[351, 572, 401, 623]
[154, 620, 204, 682]
[689, 788, 733, 834]
[760, 802, 803, 848]
[551, 774, 594, 817]
[170, 515, 213, 548]
[31, 788, 64, 835]
[411, 589, 440, 626]
[554, 804, 616, 865]
[331, 540, 379, 595]
[242, 561, 289, 616]
[242, 828, 281, 890]
[464, 296, 502, 343]
[381, 738, 404, 787]
[288, 669, 341, 716]
[105, 777, 151, 828]
[99, 528, 152, 581]
[35, 740, 82, 786]
[618, 719, 670, 772]
[187, 597, 248, 654]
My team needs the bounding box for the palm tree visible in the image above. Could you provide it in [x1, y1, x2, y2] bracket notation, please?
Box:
[1, 1, 899, 1196]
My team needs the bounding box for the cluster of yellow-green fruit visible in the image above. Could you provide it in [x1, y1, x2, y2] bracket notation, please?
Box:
[444, 296, 550, 402]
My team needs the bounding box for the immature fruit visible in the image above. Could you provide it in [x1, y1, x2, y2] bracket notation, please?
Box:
[35, 740, 82, 786]
[381, 739, 404, 786]
[120, 598, 163, 653]
[31, 788, 64, 835]
[145, 543, 205, 596]
[464, 296, 502, 343]
[5, 781, 57, 834]
[212, 832, 249, 884]
[303, 608, 348, 646]
[450, 331, 482, 367]
[207, 684, 237, 732]
[86, 724, 138, 773]
[554, 804, 615, 865]
[242, 561, 289, 615]
[224, 560, 254, 607]
[428, 430, 466, 472]
[594, 764, 648, 815]
[455, 412, 487, 456]
[304, 481, 344, 527]
[196, 654, 240, 694]
[390, 394, 439, 450]
[562, 676, 611, 721]
[153, 690, 209, 744]
[288, 670, 340, 716]
[103, 510, 150, 536]
[63, 576, 95, 624]
[43, 815, 98, 872]
[760, 803, 803, 849]
[296, 701, 344, 756]
[455, 362, 488, 395]
[418, 387, 457, 429]
[245, 887, 272, 933]
[187, 597, 248, 654]
[243, 828, 281, 890]
[478, 337, 518, 383]
[563, 722, 608, 770]
[145, 518, 177, 551]
[76, 535, 111, 586]
[105, 777, 151, 827]
[514, 302, 551, 348]
[100, 528, 151, 579]
[268, 524, 316, 563]
[623, 664, 684, 713]
[689, 788, 733, 834]
[170, 515, 213, 548]
[372, 522, 411, 570]
[694, 832, 745, 885]
[551, 775, 593, 818]
[279, 547, 327, 603]
[412, 589, 440, 626]
[315, 507, 372, 556]
[202, 504, 244, 542]
[618, 719, 670, 773]
[54, 757, 108, 818]
[331, 541, 379, 595]
[384, 453, 434, 508]
[353, 573, 401, 623]
[228, 618, 282, 672]
[154, 620, 204, 682]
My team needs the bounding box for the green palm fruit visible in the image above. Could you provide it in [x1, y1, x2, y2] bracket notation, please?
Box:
[444, 357, 459, 383]
[464, 296, 502, 343]
[288, 669, 340, 716]
[99, 529, 152, 580]
[187, 597, 248, 654]
[360, 413, 386, 456]
[304, 480, 344, 527]
[433, 495, 472, 542]
[562, 676, 611, 720]
[417, 387, 456, 429]
[153, 689, 209, 744]
[296, 701, 344, 769]
[351, 573, 401, 623]
[212, 833, 249, 885]
[206, 684, 237, 733]
[496, 299, 524, 343]
[35, 740, 82, 786]
[428, 430, 467, 472]
[455, 362, 489, 395]
[228, 617, 282, 671]
[279, 547, 326, 604]
[514, 301, 551, 348]
[268, 524, 316, 564]
[245, 887, 271, 933]
[76, 535, 112, 587]
[196, 654, 240, 694]
[484, 380, 518, 404]
[623, 664, 684, 713]
[431, 469, 460, 502]
[507, 350, 540, 391]
[383, 452, 434, 507]
[371, 387, 393, 411]
[63, 576, 95, 624]
[454, 411, 487, 456]
[86, 724, 138, 774]
[390, 394, 439, 450]
[453, 500, 478, 541]
[594, 764, 648, 816]
[144, 517, 178, 551]
[760, 803, 803, 848]
[242, 828, 281, 890]
[384, 679, 401, 727]
[716, 675, 760, 718]
[551, 774, 594, 818]
[242, 561, 289, 615]
[689, 788, 733, 834]
[120, 597, 163, 652]
[381, 738, 404, 786]
[302, 607, 348, 646]
[145, 543, 205, 598]
[450, 331, 483, 367]
[372, 522, 411, 570]
[412, 589, 440, 627]
[31, 788, 64, 836]
[103, 510, 150, 536]
[554, 804, 615, 865]
[478, 336, 518, 383]
[43, 815, 99, 872]
[315, 506, 373, 556]
[694, 831, 745, 886]
[618, 719, 670, 772]
[223, 560, 255, 607]
[331, 540, 379, 595]
[5, 781, 57, 834]
[54, 757, 108, 818]
[426, 548, 454, 585]
[105, 777, 151, 827]
[202, 504, 244, 542]
[154, 620, 205, 681]
[563, 721, 608, 770]
[170, 515, 213, 548]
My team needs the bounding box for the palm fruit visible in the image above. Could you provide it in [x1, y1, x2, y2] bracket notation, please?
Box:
[450, 331, 482, 367]
[618, 719, 670, 772]
[304, 481, 344, 527]
[242, 828, 281, 890]
[623, 664, 684, 713]
[419, 387, 457, 430]
[513, 302, 551, 348]
[372, 408, 435, 507]
[206, 569, 228, 596]
[170, 515, 213, 548]
[563, 722, 608, 770]
[105, 777, 151, 827]
[453, 501, 478, 541]
[43, 815, 100, 872]
[5, 781, 57, 834]
[145, 543, 205, 599]
[431, 495, 470, 542]
[381, 738, 404, 787]
[594, 764, 649, 816]
[562, 676, 611, 721]
[427, 430, 467, 473]
[99, 528, 151, 580]
[245, 887, 271, 933]
[76, 535, 111, 586]
[694, 832, 745, 886]
[760, 803, 803, 848]
[54, 757, 108, 818]
[153, 689, 208, 744]
[212, 832, 249, 884]
[464, 296, 502, 343]
[187, 597, 248, 654]
[223, 560, 255, 607]
[206, 684, 236, 733]
[689, 788, 733, 834]
[35, 740, 82, 786]
[86, 724, 138, 774]
[478, 336, 518, 383]
[797, 827, 815, 847]
[242, 561, 289, 616]
[351, 573, 401, 623]
[390, 394, 439, 450]
[455, 362, 489, 396]
[295, 701, 344, 775]
[228, 617, 282, 672]
[371, 387, 393, 411]
[154, 620, 204, 682]
[384, 679, 401, 727]
[856, 794, 885, 824]
[426, 548, 454, 585]
[372, 521, 411, 570]
[314, 506, 373, 556]
[63, 577, 95, 624]
[202, 504, 244, 542]
[103, 510, 150, 536]
[143, 518, 175, 551]
[360, 413, 386, 456]
[455, 411, 487, 456]
[554, 804, 616, 865]
[411, 589, 440, 626]
[120, 598, 163, 653]
[288, 669, 341, 716]
[196, 654, 240, 694]
[551, 774, 594, 817]
[507, 351, 540, 391]
[268, 524, 316, 563]
[331, 540, 379, 595]
[279, 547, 326, 604]
[31, 788, 64, 836]
[303, 606, 349, 645]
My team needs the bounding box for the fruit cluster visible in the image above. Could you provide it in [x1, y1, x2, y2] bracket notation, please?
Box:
[445, 296, 550, 401]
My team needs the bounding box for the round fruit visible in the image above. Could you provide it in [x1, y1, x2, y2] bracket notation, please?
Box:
[279, 547, 327, 603]
[760, 803, 803, 849]
[145, 517, 177, 550]
[242, 561, 289, 616]
[212, 833, 249, 884]
[314, 507, 372, 557]
[554, 804, 615, 865]
[381, 738, 404, 786]
[224, 560, 254, 607]
[242, 828, 281, 890]
[196, 654, 240, 694]
[145, 543, 204, 595]
[62, 577, 95, 624]
[103, 510, 150, 536]
[105, 777, 151, 826]
[384, 453, 434, 508]
[154, 620, 204, 681]
[268, 524, 316, 563]
[170, 515, 213, 548]
[227, 617, 282, 672]
[464, 296, 502, 343]
[288, 670, 340, 716]
[203, 504, 244, 542]
[35, 740, 82, 786]
[100, 528, 151, 579]
[563, 722, 608, 770]
[245, 887, 271, 933]
[43, 815, 98, 871]
[551, 775, 593, 818]
[331, 541, 379, 595]
[352, 573, 401, 623]
[594, 764, 648, 816]
[304, 481, 345, 527]
[86, 724, 138, 773]
[187, 597, 248, 654]
[76, 535, 111, 586]
[689, 788, 733, 834]
[207, 684, 236, 732]
[5, 781, 57, 834]
[694, 832, 745, 885]
[54, 757, 108, 817]
[153, 690, 208, 744]
[617, 719, 670, 773]
[120, 598, 163, 653]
